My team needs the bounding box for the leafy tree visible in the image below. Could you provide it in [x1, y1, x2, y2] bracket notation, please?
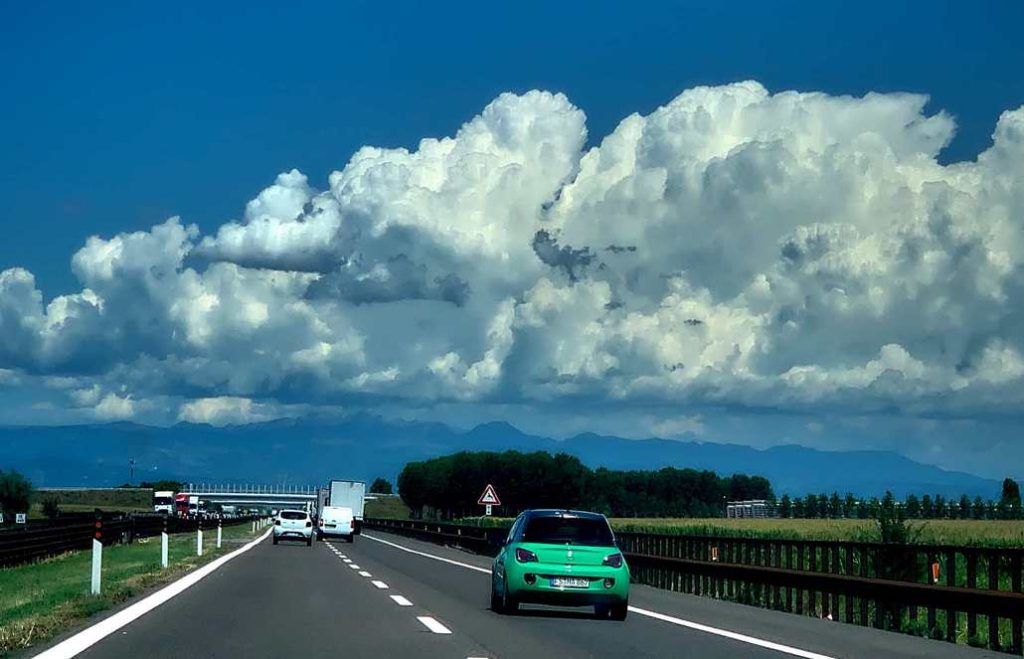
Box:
[370, 478, 393, 495]
[42, 496, 60, 519]
[1001, 478, 1022, 519]
[843, 493, 856, 519]
[934, 494, 947, 519]
[905, 494, 921, 519]
[958, 494, 971, 519]
[828, 492, 842, 519]
[921, 494, 934, 519]
[778, 494, 792, 519]
[0, 470, 33, 516]
[972, 495, 986, 520]
[398, 451, 772, 519]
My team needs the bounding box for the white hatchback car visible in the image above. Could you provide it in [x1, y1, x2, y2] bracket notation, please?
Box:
[273, 509, 313, 546]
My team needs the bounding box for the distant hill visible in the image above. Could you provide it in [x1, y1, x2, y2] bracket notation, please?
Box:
[0, 415, 1000, 498]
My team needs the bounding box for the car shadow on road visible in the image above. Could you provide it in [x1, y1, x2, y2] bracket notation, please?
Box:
[502, 607, 605, 621]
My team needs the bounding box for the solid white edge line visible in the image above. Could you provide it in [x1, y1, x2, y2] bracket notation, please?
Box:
[363, 533, 490, 574]
[627, 607, 834, 659]
[390, 595, 413, 606]
[416, 616, 452, 634]
[358, 571, 372, 577]
[362, 532, 836, 659]
[371, 580, 389, 589]
[32, 528, 274, 659]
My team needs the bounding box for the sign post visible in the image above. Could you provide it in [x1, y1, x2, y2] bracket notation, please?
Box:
[477, 484, 501, 517]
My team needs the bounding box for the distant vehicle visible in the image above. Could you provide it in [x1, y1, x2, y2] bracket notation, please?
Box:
[317, 506, 354, 543]
[491, 510, 629, 620]
[153, 490, 175, 515]
[175, 493, 189, 518]
[326, 480, 366, 534]
[273, 509, 313, 546]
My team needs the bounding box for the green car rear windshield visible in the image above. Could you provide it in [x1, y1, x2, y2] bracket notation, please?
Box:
[521, 516, 615, 546]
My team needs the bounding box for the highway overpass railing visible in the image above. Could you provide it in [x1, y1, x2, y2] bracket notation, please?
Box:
[0, 514, 254, 568]
[364, 517, 1024, 655]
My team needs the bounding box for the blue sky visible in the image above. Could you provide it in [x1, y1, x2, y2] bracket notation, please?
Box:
[3, 1, 1021, 294]
[2, 2, 1024, 479]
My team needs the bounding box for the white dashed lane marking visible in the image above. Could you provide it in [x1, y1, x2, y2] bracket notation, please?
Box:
[416, 616, 452, 635]
[390, 595, 413, 606]
[371, 580, 389, 589]
[359, 570, 372, 577]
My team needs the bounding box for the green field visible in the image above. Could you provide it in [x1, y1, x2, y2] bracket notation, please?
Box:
[605, 518, 1024, 545]
[27, 488, 154, 520]
[364, 495, 411, 520]
[0, 521, 264, 656]
[446, 515, 1024, 546]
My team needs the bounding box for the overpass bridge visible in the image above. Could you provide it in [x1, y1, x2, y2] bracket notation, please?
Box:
[180, 483, 320, 509]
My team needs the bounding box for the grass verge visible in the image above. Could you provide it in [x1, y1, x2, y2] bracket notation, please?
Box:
[0, 521, 263, 657]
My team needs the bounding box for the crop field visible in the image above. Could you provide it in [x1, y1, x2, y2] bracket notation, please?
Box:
[443, 514, 1024, 546]
[606, 518, 1024, 545]
[28, 488, 154, 519]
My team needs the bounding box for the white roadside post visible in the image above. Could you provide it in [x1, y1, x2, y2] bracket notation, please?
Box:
[251, 519, 256, 533]
[217, 519, 222, 549]
[161, 516, 169, 569]
[197, 518, 204, 557]
[90, 513, 102, 595]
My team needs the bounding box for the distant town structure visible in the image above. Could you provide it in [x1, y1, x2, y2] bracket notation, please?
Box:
[726, 499, 773, 519]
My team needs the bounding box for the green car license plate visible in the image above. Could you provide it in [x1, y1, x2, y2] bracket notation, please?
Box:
[550, 577, 589, 589]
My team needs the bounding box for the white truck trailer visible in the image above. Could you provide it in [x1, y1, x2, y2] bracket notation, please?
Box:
[327, 480, 366, 533]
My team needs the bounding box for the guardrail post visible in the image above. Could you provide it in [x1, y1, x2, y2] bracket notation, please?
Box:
[161, 515, 169, 568]
[217, 519, 222, 549]
[197, 518, 204, 557]
[91, 511, 102, 595]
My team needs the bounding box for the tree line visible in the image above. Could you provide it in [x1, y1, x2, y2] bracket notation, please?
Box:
[776, 479, 1023, 520]
[397, 450, 773, 519]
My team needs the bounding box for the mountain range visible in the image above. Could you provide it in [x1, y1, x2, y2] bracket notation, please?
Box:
[0, 415, 1002, 498]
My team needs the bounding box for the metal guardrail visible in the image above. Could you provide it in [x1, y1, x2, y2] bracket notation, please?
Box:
[0, 514, 254, 568]
[364, 518, 1024, 655]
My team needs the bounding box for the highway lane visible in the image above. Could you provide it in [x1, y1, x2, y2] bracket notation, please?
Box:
[58, 530, 1002, 659]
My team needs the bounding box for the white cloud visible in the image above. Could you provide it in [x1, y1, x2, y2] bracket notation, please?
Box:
[95, 393, 135, 420]
[178, 396, 275, 426]
[1, 81, 1024, 438]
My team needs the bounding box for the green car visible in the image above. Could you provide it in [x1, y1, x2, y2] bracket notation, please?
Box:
[490, 509, 630, 620]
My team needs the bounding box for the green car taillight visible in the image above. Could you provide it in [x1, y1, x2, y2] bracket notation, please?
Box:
[516, 547, 539, 563]
[602, 552, 623, 568]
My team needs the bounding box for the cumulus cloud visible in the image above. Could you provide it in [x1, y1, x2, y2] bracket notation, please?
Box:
[94, 393, 135, 420]
[2, 81, 1024, 437]
[178, 396, 276, 426]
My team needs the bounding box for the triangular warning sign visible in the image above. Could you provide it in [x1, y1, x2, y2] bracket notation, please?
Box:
[477, 483, 501, 506]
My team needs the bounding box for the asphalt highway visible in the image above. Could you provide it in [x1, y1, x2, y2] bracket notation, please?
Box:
[55, 530, 1001, 659]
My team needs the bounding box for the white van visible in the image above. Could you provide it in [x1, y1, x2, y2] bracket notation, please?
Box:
[318, 506, 355, 542]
